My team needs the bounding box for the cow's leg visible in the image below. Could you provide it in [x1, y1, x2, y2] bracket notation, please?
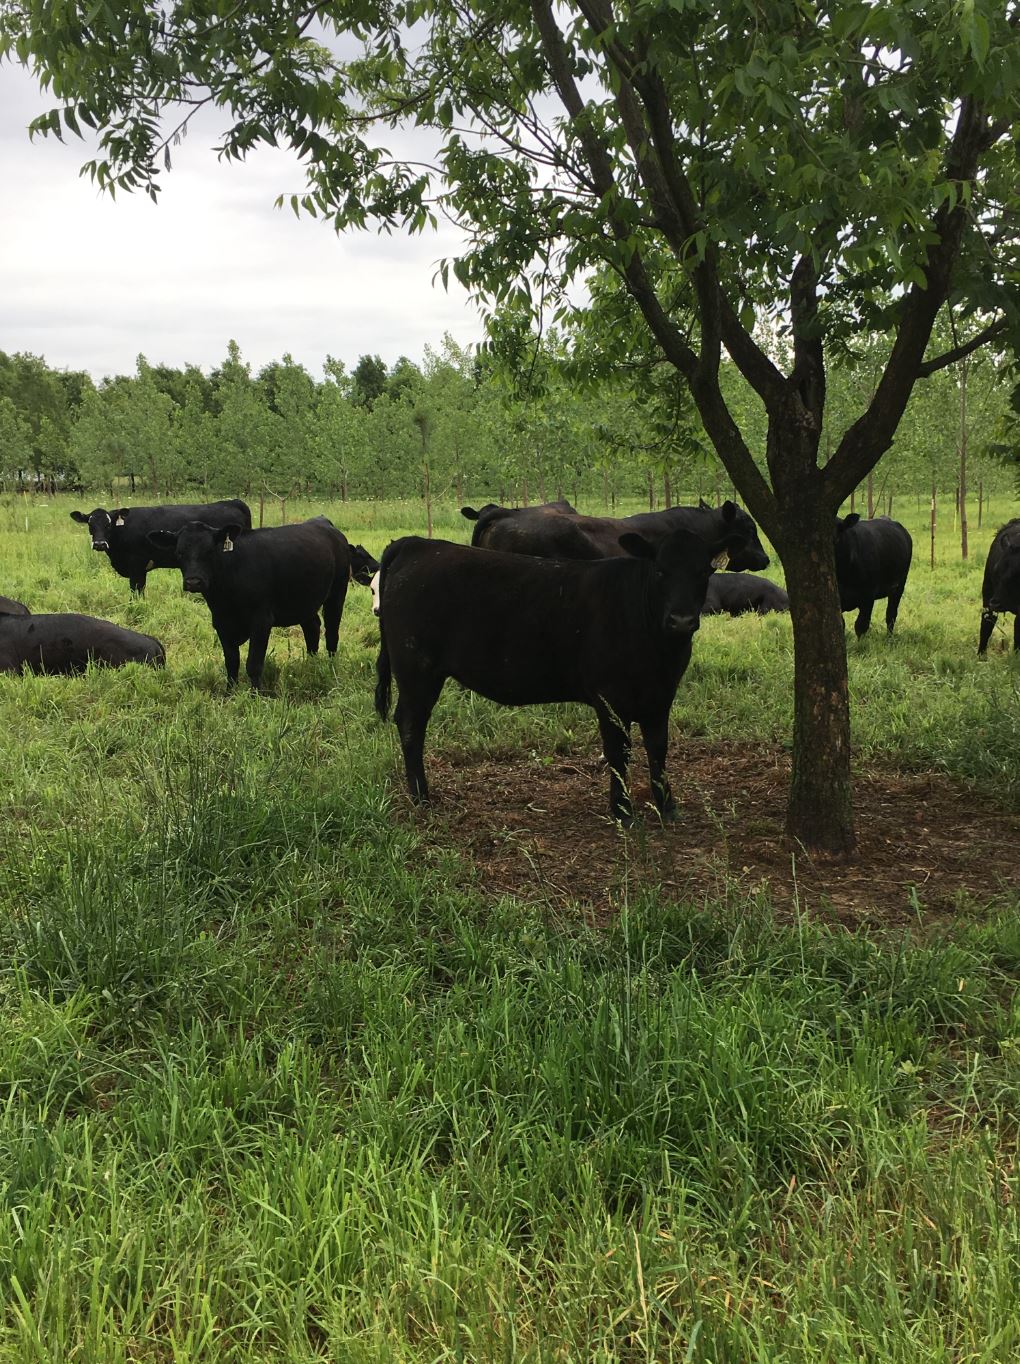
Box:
[301, 615, 321, 655]
[596, 703, 632, 823]
[323, 580, 348, 655]
[245, 624, 272, 691]
[220, 637, 241, 688]
[640, 713, 676, 820]
[978, 608, 997, 656]
[1013, 614, 1019, 653]
[129, 572, 146, 596]
[854, 600, 874, 638]
[394, 676, 444, 804]
[885, 582, 906, 633]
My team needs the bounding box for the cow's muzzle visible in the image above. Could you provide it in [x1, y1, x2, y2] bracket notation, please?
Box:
[183, 576, 205, 594]
[666, 613, 700, 637]
[92, 540, 109, 551]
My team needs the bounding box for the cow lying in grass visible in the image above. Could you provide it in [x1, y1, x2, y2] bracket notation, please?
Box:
[0, 613, 165, 674]
[374, 527, 742, 822]
[703, 573, 789, 617]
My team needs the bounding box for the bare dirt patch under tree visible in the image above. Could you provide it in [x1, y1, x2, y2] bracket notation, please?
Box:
[405, 740, 1020, 929]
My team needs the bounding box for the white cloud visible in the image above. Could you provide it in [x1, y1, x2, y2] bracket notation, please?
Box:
[0, 64, 484, 380]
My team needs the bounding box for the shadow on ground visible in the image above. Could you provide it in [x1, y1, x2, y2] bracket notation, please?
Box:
[398, 739, 1020, 929]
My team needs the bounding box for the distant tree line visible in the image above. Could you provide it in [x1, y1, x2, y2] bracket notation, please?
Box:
[0, 323, 1014, 522]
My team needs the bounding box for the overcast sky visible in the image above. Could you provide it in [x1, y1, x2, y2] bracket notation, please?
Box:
[1, 62, 485, 382]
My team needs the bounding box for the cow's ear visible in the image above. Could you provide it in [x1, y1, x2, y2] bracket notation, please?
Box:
[721, 499, 738, 522]
[69, 510, 89, 523]
[215, 523, 244, 551]
[710, 531, 746, 570]
[698, 497, 711, 511]
[110, 508, 129, 526]
[460, 506, 479, 521]
[147, 529, 178, 550]
[841, 512, 861, 530]
[619, 533, 657, 560]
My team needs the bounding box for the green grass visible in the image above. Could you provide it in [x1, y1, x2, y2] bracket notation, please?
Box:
[0, 492, 1018, 1361]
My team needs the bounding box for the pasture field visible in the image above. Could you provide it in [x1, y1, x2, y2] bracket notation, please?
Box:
[1, 492, 1019, 1362]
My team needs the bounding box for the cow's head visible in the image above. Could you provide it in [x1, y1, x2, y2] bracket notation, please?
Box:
[620, 527, 745, 637]
[833, 512, 862, 575]
[148, 520, 244, 594]
[70, 507, 129, 552]
[369, 570, 382, 617]
[716, 500, 770, 571]
[990, 528, 1020, 612]
[349, 544, 380, 588]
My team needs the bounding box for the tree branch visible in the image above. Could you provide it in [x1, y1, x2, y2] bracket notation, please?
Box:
[916, 317, 1007, 377]
[822, 94, 999, 507]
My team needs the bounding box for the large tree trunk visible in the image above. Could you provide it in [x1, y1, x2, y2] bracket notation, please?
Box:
[958, 357, 969, 561]
[781, 522, 856, 854]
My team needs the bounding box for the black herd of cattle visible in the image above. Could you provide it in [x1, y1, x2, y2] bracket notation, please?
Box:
[0, 497, 1016, 818]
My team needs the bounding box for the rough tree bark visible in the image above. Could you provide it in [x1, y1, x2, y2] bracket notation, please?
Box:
[779, 519, 854, 853]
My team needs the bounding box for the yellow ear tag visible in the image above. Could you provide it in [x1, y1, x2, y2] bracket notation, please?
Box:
[115, 516, 126, 526]
[223, 536, 234, 552]
[711, 550, 730, 571]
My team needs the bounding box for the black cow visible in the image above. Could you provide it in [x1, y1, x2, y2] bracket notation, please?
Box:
[0, 596, 30, 616]
[349, 544, 380, 587]
[979, 519, 1020, 655]
[70, 499, 252, 595]
[703, 573, 789, 617]
[461, 498, 770, 572]
[148, 515, 355, 689]
[834, 514, 913, 637]
[375, 527, 744, 822]
[461, 498, 578, 527]
[0, 613, 165, 674]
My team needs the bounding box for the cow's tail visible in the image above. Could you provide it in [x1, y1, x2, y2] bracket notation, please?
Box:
[374, 539, 404, 721]
[375, 620, 391, 720]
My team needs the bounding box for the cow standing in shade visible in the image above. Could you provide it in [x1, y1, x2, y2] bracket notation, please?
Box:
[834, 514, 913, 637]
[70, 499, 252, 595]
[461, 498, 770, 572]
[149, 515, 357, 689]
[979, 519, 1020, 654]
[375, 527, 743, 822]
[0, 613, 165, 674]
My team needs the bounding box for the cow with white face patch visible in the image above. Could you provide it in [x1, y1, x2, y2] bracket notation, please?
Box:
[69, 499, 252, 595]
[370, 570, 382, 617]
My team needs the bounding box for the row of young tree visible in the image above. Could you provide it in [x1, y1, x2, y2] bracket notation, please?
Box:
[1, 324, 1014, 522]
